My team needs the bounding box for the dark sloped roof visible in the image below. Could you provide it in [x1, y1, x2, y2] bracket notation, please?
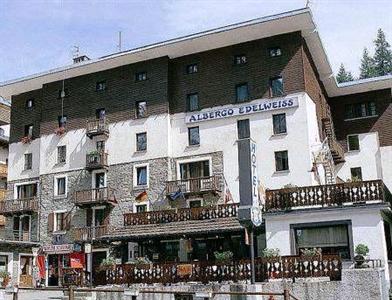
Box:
[102, 217, 243, 240]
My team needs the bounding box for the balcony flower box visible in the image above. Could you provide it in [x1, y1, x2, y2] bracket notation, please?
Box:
[21, 136, 32, 144]
[54, 126, 66, 136]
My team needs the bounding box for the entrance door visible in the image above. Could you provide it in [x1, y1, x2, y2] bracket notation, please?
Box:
[92, 251, 107, 285]
[48, 255, 59, 287]
[19, 256, 33, 287]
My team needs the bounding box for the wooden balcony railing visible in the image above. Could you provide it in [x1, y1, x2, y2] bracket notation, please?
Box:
[0, 163, 7, 178]
[166, 175, 222, 195]
[265, 180, 391, 212]
[86, 152, 108, 170]
[0, 197, 38, 215]
[124, 203, 238, 226]
[92, 254, 341, 286]
[86, 118, 109, 138]
[73, 187, 115, 207]
[0, 229, 38, 243]
[73, 226, 108, 242]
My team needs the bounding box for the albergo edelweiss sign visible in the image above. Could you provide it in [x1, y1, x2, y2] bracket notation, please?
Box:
[185, 97, 298, 123]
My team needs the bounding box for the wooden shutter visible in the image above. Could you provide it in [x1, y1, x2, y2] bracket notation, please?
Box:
[86, 209, 92, 227]
[103, 207, 111, 226]
[48, 213, 54, 233]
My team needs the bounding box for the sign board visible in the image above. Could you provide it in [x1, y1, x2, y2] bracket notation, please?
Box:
[250, 140, 258, 206]
[42, 244, 73, 254]
[185, 97, 298, 123]
[84, 243, 92, 254]
[177, 264, 193, 277]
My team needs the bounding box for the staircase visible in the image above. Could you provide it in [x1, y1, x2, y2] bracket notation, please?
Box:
[322, 118, 345, 164]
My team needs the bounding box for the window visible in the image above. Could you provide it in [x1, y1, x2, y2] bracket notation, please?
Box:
[236, 83, 249, 103]
[189, 199, 202, 208]
[234, 55, 247, 65]
[275, 150, 289, 171]
[136, 101, 147, 118]
[16, 183, 37, 199]
[270, 76, 284, 97]
[55, 177, 67, 196]
[135, 71, 147, 82]
[136, 204, 147, 213]
[237, 119, 250, 139]
[96, 108, 106, 120]
[180, 160, 210, 180]
[136, 166, 148, 186]
[350, 167, 363, 181]
[96, 81, 106, 91]
[347, 135, 360, 151]
[94, 172, 106, 189]
[54, 212, 66, 232]
[136, 132, 147, 151]
[188, 127, 200, 146]
[26, 99, 34, 109]
[345, 102, 376, 119]
[58, 89, 69, 99]
[187, 93, 199, 111]
[24, 153, 32, 170]
[269, 47, 282, 57]
[58, 115, 67, 128]
[273, 113, 287, 134]
[186, 63, 198, 74]
[293, 223, 351, 259]
[96, 141, 105, 153]
[24, 124, 33, 137]
[57, 146, 66, 163]
[0, 255, 8, 273]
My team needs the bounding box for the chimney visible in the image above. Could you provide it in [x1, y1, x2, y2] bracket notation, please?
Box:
[73, 55, 90, 64]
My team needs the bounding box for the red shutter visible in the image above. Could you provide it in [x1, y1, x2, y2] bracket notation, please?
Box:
[48, 213, 54, 233]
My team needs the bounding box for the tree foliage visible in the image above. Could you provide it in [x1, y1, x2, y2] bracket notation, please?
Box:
[359, 48, 377, 79]
[336, 63, 354, 83]
[373, 29, 392, 76]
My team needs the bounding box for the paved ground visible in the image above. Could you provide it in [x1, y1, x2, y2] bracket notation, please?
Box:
[0, 290, 64, 300]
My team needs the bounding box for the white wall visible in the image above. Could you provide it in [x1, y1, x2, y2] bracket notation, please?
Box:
[380, 146, 392, 192]
[8, 139, 40, 181]
[265, 206, 389, 282]
[170, 92, 321, 202]
[336, 132, 382, 182]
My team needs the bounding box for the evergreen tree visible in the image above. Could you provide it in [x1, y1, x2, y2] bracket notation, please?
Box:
[373, 28, 392, 76]
[336, 63, 354, 83]
[359, 48, 377, 79]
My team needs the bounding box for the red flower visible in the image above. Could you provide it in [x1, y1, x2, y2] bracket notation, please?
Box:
[55, 127, 66, 136]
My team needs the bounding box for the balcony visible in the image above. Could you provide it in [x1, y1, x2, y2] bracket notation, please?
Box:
[124, 203, 238, 226]
[265, 180, 391, 212]
[86, 118, 109, 138]
[86, 151, 108, 171]
[0, 197, 39, 215]
[92, 254, 341, 286]
[73, 187, 116, 207]
[0, 163, 7, 178]
[73, 225, 108, 242]
[0, 229, 39, 243]
[166, 175, 222, 197]
[322, 118, 345, 164]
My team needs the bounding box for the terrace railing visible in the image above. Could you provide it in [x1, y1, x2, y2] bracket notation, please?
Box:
[92, 254, 341, 286]
[0, 197, 38, 214]
[0, 229, 38, 242]
[86, 118, 108, 138]
[265, 180, 391, 211]
[166, 175, 222, 195]
[124, 203, 238, 226]
[73, 225, 108, 242]
[73, 187, 115, 207]
[86, 152, 108, 170]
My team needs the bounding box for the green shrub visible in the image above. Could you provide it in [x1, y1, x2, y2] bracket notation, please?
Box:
[355, 244, 369, 256]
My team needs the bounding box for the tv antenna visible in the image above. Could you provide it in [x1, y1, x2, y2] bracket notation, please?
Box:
[117, 31, 122, 52]
[72, 45, 80, 58]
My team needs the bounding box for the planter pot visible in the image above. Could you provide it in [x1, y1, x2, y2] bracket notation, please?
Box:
[354, 255, 365, 268]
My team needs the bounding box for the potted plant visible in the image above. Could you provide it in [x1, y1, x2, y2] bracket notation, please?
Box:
[354, 244, 369, 268]
[99, 257, 116, 271]
[214, 251, 234, 263]
[0, 270, 10, 287]
[262, 248, 281, 259]
[300, 248, 322, 260]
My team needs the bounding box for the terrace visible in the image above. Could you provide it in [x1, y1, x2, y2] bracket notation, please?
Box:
[166, 175, 222, 196]
[73, 187, 116, 207]
[86, 118, 109, 138]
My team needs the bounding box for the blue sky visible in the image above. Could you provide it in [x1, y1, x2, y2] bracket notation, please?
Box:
[0, 0, 391, 83]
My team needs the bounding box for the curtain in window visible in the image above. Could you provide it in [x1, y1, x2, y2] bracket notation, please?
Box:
[296, 225, 348, 248]
[237, 119, 250, 139]
[273, 114, 286, 134]
[188, 94, 199, 111]
[57, 178, 66, 195]
[137, 168, 147, 185]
